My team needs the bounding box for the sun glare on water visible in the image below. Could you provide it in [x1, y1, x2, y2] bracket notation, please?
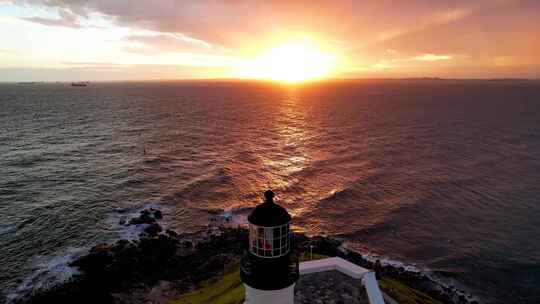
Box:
[236, 42, 336, 83]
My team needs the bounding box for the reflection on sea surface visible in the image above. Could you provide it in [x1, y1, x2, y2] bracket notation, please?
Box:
[1, 81, 540, 303]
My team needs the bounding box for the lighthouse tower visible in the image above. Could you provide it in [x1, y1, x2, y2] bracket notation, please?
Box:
[241, 190, 299, 304]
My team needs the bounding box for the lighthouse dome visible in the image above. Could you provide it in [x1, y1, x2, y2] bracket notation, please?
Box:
[248, 191, 291, 226]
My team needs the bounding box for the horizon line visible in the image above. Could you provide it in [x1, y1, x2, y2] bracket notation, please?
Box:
[2, 77, 540, 84]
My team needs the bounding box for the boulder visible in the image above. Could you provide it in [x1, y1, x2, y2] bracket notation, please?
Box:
[70, 243, 114, 271]
[129, 212, 156, 225]
[166, 229, 178, 237]
[145, 223, 162, 237]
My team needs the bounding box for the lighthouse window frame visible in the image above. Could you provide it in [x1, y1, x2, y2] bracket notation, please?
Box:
[249, 223, 290, 258]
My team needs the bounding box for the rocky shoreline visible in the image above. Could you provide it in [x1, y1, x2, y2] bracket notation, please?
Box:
[8, 209, 479, 304]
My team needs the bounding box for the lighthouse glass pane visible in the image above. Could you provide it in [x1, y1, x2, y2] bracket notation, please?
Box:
[249, 227, 255, 241]
[274, 236, 280, 248]
[249, 223, 290, 258]
[264, 227, 273, 250]
[273, 244, 280, 256]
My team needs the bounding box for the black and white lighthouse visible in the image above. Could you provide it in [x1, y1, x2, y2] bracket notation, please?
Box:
[241, 190, 299, 304]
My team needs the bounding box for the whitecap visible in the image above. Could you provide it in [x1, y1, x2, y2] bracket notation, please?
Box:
[6, 248, 84, 304]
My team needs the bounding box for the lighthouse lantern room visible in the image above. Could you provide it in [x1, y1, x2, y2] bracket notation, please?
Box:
[241, 190, 299, 304]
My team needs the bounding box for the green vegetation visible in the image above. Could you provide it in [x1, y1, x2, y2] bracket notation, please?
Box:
[379, 277, 443, 304]
[169, 268, 244, 304]
[169, 254, 440, 304]
[168, 254, 329, 304]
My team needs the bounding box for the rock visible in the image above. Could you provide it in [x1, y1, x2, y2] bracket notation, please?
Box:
[23, 228, 461, 304]
[128, 217, 142, 225]
[70, 243, 114, 271]
[166, 229, 178, 237]
[129, 212, 156, 225]
[90, 243, 113, 254]
[112, 239, 131, 252]
[140, 211, 155, 223]
[181, 240, 193, 248]
[145, 223, 162, 236]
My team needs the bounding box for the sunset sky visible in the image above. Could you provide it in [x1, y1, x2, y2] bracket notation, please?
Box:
[1, 0, 539, 81]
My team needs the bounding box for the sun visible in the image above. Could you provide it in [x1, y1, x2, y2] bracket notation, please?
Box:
[236, 42, 336, 82]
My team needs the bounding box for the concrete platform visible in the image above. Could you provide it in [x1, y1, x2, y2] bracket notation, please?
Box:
[295, 257, 384, 304]
[294, 270, 370, 304]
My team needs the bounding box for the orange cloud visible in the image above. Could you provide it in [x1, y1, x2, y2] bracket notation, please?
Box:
[413, 54, 453, 62]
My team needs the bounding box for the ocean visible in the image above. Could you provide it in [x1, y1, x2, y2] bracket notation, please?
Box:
[1, 80, 539, 303]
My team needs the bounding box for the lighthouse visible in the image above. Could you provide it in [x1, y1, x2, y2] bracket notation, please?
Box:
[241, 190, 299, 304]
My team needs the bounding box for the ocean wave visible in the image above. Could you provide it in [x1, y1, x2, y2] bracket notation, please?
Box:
[6, 202, 173, 303]
[0, 224, 17, 236]
[317, 187, 355, 204]
[6, 249, 84, 304]
[212, 206, 253, 227]
[163, 167, 236, 210]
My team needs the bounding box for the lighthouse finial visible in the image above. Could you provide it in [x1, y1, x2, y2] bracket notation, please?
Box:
[264, 190, 274, 203]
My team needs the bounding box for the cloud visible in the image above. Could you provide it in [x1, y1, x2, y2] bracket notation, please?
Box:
[13, 0, 260, 43]
[372, 59, 395, 70]
[371, 53, 454, 70]
[59, 61, 131, 70]
[123, 32, 213, 55]
[19, 7, 108, 29]
[372, 8, 474, 46]
[7, 0, 538, 80]
[12, 0, 494, 49]
[363, 1, 520, 49]
[21, 8, 82, 28]
[413, 54, 453, 61]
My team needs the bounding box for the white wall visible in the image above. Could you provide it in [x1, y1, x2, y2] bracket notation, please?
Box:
[244, 284, 295, 304]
